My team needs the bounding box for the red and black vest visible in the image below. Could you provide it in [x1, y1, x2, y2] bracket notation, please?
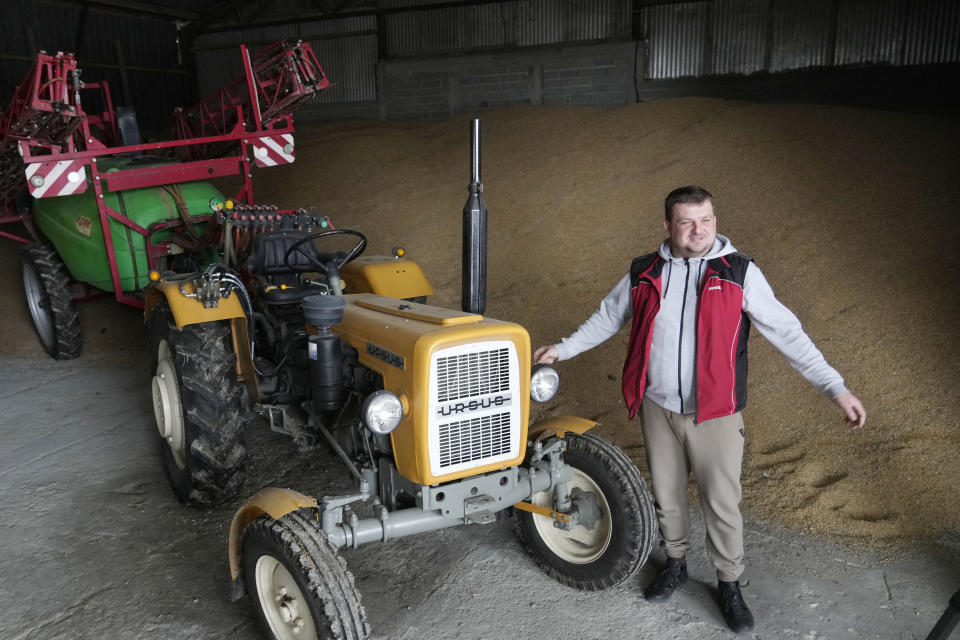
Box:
[622, 251, 753, 423]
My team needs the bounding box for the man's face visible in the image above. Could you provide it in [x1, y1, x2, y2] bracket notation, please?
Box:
[664, 200, 717, 259]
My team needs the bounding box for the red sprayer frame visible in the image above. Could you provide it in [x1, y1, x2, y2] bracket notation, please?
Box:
[0, 41, 329, 308]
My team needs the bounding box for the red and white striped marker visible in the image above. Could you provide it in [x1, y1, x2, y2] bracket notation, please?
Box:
[24, 160, 88, 197]
[251, 134, 295, 167]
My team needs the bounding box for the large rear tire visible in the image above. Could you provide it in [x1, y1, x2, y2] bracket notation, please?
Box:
[243, 510, 370, 640]
[150, 305, 247, 506]
[21, 242, 81, 360]
[515, 432, 657, 590]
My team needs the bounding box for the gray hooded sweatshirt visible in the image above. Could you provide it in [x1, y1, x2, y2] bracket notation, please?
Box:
[554, 234, 848, 415]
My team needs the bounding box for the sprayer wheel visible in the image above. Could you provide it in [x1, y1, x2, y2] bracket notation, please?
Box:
[21, 242, 82, 360]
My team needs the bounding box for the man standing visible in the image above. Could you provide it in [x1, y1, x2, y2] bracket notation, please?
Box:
[534, 185, 865, 634]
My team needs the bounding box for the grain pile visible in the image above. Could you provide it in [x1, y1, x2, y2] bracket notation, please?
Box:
[250, 98, 959, 549]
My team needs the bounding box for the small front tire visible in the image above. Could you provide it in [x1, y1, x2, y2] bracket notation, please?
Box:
[243, 510, 370, 640]
[515, 432, 657, 590]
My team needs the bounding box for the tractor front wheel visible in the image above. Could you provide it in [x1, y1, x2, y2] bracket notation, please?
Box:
[21, 242, 81, 360]
[243, 510, 370, 640]
[515, 431, 657, 591]
[150, 306, 247, 506]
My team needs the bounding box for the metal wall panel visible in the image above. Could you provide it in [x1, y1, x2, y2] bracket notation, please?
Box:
[712, 0, 767, 75]
[384, 0, 630, 56]
[241, 24, 302, 45]
[188, 0, 960, 101]
[902, 0, 960, 64]
[6, 1, 179, 70]
[522, 0, 630, 45]
[2, 2, 30, 56]
[299, 16, 378, 37]
[835, 0, 906, 66]
[28, 3, 81, 55]
[205, 0, 375, 24]
[516, 0, 563, 45]
[1, 1, 184, 133]
[386, 3, 512, 56]
[196, 48, 244, 97]
[306, 35, 378, 103]
[195, 15, 377, 50]
[381, 0, 451, 7]
[769, 0, 833, 71]
[645, 1, 708, 79]
[0, 59, 31, 98]
[195, 24, 378, 104]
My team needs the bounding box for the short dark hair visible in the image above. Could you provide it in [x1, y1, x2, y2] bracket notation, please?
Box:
[665, 185, 714, 221]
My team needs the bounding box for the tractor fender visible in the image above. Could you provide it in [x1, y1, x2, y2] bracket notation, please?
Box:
[228, 487, 319, 582]
[145, 282, 258, 403]
[145, 281, 246, 328]
[527, 415, 597, 442]
[340, 255, 434, 299]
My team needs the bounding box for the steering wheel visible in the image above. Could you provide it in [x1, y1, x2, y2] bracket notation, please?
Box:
[283, 229, 367, 277]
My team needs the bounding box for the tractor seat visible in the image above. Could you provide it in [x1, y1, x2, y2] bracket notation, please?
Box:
[248, 229, 336, 277]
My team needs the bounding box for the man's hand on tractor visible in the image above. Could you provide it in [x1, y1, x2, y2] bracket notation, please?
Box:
[833, 392, 866, 430]
[533, 345, 559, 365]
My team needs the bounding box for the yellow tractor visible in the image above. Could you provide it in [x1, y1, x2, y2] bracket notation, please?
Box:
[147, 121, 656, 639]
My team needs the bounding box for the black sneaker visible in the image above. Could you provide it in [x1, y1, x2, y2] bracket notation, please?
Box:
[644, 556, 688, 602]
[718, 580, 755, 633]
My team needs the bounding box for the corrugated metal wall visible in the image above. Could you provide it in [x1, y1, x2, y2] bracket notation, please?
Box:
[645, 2, 709, 78]
[184, 0, 959, 109]
[383, 0, 631, 56]
[194, 15, 378, 104]
[386, 4, 513, 57]
[768, 0, 834, 72]
[7, 0, 945, 118]
[0, 0, 186, 134]
[835, 0, 905, 66]
[903, 0, 960, 64]
[643, 0, 960, 79]
[712, 0, 768, 75]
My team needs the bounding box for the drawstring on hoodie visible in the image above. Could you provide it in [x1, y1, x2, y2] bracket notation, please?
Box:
[663, 260, 673, 297]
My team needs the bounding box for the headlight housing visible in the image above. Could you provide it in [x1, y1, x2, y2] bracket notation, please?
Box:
[362, 390, 404, 435]
[530, 364, 560, 403]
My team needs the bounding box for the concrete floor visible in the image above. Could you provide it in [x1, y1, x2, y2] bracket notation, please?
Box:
[0, 251, 957, 640]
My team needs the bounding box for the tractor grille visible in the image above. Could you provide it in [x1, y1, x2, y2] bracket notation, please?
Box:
[438, 413, 511, 468]
[429, 341, 521, 475]
[435, 348, 511, 402]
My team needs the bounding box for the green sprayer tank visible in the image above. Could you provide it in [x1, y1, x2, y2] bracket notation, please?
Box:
[32, 158, 225, 292]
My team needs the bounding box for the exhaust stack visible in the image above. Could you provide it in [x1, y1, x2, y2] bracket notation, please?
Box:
[462, 118, 487, 314]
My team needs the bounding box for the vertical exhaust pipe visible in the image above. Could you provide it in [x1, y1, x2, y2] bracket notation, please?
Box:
[462, 118, 487, 314]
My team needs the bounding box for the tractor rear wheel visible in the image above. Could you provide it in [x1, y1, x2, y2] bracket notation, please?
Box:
[150, 305, 247, 506]
[21, 242, 81, 360]
[243, 510, 370, 640]
[515, 432, 657, 590]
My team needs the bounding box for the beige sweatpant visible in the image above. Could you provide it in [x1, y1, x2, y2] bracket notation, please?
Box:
[640, 396, 746, 582]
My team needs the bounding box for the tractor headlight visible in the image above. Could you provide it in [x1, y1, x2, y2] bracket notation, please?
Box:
[362, 390, 403, 435]
[530, 365, 560, 403]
